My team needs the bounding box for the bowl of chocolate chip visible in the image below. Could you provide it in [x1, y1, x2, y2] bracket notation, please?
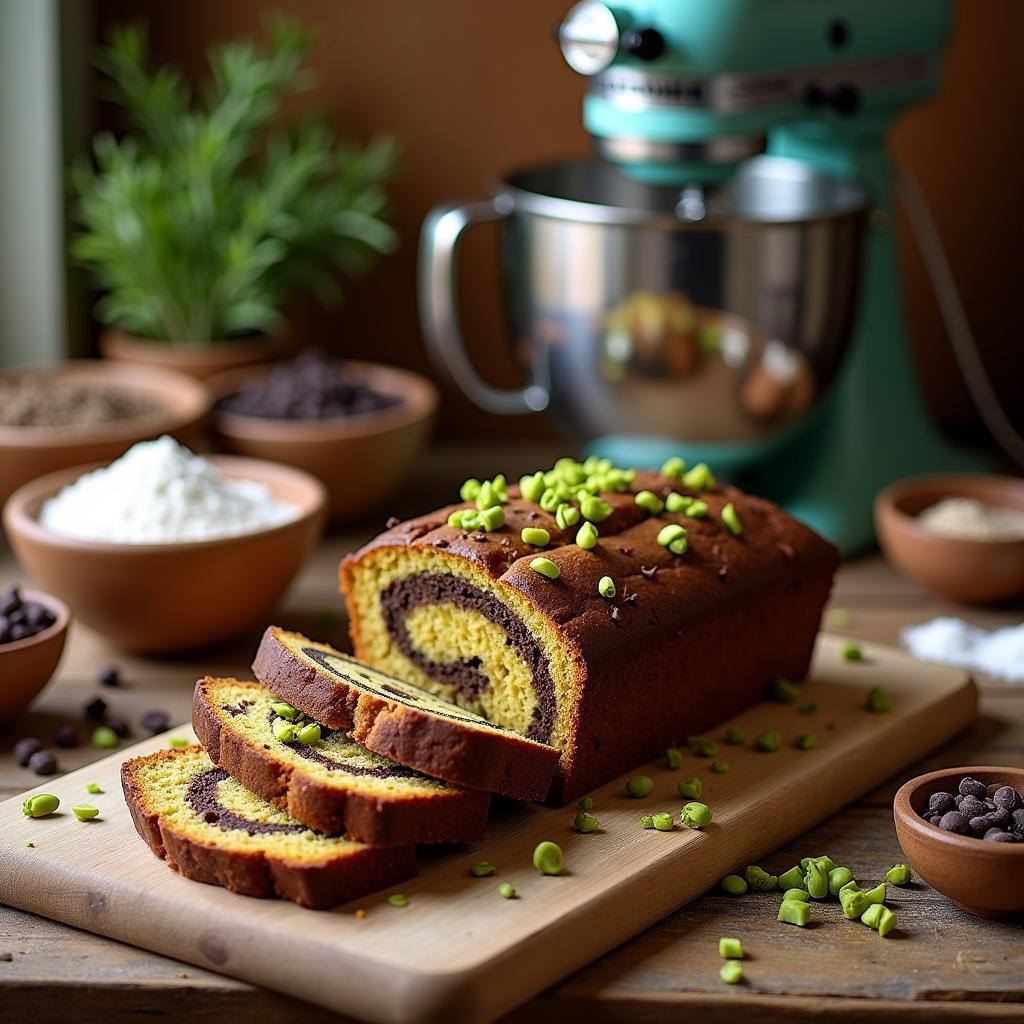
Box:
[0, 585, 70, 721]
[209, 351, 437, 525]
[0, 360, 211, 513]
[894, 766, 1024, 918]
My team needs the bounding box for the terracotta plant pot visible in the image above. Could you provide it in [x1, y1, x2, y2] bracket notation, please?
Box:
[208, 360, 438, 526]
[101, 328, 291, 381]
[0, 360, 210, 515]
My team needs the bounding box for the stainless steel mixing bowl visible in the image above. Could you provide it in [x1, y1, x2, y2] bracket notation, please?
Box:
[419, 156, 869, 448]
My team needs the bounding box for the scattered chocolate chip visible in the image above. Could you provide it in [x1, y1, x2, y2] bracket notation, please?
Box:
[98, 665, 121, 687]
[385, 516, 400, 529]
[435, 539, 449, 548]
[141, 710, 171, 735]
[84, 697, 107, 721]
[985, 831, 1018, 843]
[1012, 808, 1024, 834]
[28, 750, 57, 776]
[0, 585, 55, 645]
[959, 777, 988, 800]
[993, 786, 1021, 811]
[639, 565, 658, 579]
[938, 810, 969, 834]
[928, 791, 955, 814]
[54, 725, 79, 748]
[13, 737, 42, 766]
[958, 795, 986, 819]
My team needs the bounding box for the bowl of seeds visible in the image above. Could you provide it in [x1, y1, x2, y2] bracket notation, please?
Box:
[894, 765, 1024, 918]
[0, 585, 70, 721]
[0, 360, 211, 514]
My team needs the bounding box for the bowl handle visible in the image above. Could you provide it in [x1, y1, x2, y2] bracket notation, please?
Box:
[418, 198, 549, 416]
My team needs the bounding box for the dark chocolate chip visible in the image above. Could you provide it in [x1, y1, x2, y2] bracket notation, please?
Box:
[959, 777, 988, 800]
[97, 665, 121, 688]
[13, 737, 42, 766]
[928, 791, 955, 815]
[639, 565, 658, 579]
[984, 831, 1018, 843]
[84, 697, 107, 721]
[28, 750, 57, 776]
[1012, 808, 1024, 834]
[141, 710, 171, 735]
[959, 795, 986, 819]
[938, 810, 969, 834]
[105, 715, 130, 739]
[993, 786, 1021, 811]
[54, 725, 79, 748]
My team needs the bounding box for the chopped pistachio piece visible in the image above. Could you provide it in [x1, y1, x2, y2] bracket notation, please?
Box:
[682, 462, 716, 490]
[771, 677, 802, 703]
[580, 495, 612, 522]
[719, 960, 743, 984]
[867, 686, 890, 712]
[597, 575, 616, 599]
[634, 490, 664, 515]
[530, 556, 561, 580]
[685, 500, 709, 518]
[719, 937, 744, 959]
[678, 777, 702, 800]
[521, 527, 551, 547]
[555, 503, 580, 530]
[661, 456, 686, 480]
[721, 502, 743, 536]
[519, 471, 546, 503]
[575, 521, 599, 550]
[720, 874, 747, 895]
[664, 491, 691, 513]
[778, 899, 811, 926]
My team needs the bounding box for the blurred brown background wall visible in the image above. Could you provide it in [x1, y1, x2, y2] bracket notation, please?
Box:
[89, 0, 1023, 445]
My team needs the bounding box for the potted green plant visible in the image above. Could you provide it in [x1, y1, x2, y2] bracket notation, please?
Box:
[71, 18, 397, 379]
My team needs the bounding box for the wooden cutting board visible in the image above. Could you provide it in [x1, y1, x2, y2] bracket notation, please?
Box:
[0, 636, 975, 1024]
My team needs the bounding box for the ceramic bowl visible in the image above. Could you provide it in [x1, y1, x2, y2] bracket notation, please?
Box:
[894, 765, 1024, 918]
[0, 589, 70, 721]
[209, 360, 438, 525]
[875, 474, 1024, 604]
[3, 457, 327, 654]
[0, 360, 211, 513]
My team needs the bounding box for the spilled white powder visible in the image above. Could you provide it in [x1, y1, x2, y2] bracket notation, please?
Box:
[901, 617, 1024, 682]
[40, 436, 298, 543]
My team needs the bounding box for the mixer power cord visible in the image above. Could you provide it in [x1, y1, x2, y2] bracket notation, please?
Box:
[895, 163, 1024, 468]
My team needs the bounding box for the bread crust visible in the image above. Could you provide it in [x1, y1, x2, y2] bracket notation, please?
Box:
[252, 628, 560, 801]
[192, 676, 491, 844]
[121, 746, 416, 909]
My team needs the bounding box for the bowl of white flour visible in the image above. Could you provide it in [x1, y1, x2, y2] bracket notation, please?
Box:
[3, 438, 327, 652]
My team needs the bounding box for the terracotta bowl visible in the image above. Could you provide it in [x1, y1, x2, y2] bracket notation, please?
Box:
[0, 589, 70, 721]
[0, 361, 211, 515]
[208, 360, 438, 526]
[875, 474, 1024, 604]
[2, 458, 327, 654]
[101, 329, 290, 381]
[894, 765, 1024, 919]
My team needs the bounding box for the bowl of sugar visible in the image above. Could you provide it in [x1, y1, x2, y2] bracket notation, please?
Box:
[875, 474, 1024, 605]
[2, 437, 327, 653]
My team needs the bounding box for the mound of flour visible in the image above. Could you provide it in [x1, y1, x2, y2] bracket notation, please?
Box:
[40, 436, 297, 543]
[901, 617, 1024, 683]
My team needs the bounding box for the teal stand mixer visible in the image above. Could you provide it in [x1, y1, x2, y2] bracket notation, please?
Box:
[420, 0, 992, 553]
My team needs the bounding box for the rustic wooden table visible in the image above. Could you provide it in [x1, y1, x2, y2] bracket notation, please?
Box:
[1, 448, 1022, 1023]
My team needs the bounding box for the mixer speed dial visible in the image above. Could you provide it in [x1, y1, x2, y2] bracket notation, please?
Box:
[559, 1, 621, 75]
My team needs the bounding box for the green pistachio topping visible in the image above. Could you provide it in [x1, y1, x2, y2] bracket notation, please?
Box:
[459, 478, 482, 502]
[692, 737, 717, 757]
[574, 810, 600, 833]
[720, 960, 743, 984]
[656, 523, 687, 548]
[744, 865, 778, 891]
[661, 456, 686, 480]
[271, 700, 302, 722]
[168, 736, 188, 748]
[711, 761, 730, 774]
[479, 505, 505, 531]
[778, 899, 811, 926]
[863, 882, 886, 905]
[532, 840, 564, 875]
[771, 677, 802, 703]
[669, 536, 688, 555]
[634, 490, 664, 515]
[539, 487, 562, 512]
[272, 718, 297, 743]
[682, 462, 716, 490]
[22, 794, 59, 818]
[724, 727, 745, 746]
[828, 867, 854, 895]
[73, 805, 100, 821]
[681, 801, 712, 829]
[448, 509, 481, 530]
[777, 866, 805, 890]
[578, 796, 593, 811]
[86, 782, 103, 795]
[804, 860, 828, 899]
[580, 495, 612, 522]
[866, 686, 891, 712]
[678, 777, 702, 800]
[555, 503, 580, 530]
[519, 471, 546, 503]
[719, 937, 744, 959]
[575, 521, 599, 550]
[685, 500, 709, 518]
[665, 747, 683, 769]
[474, 480, 502, 511]
[652, 812, 675, 832]
[886, 863, 912, 886]
[720, 874, 748, 895]
[597, 575, 616, 599]
[841, 640, 864, 662]
[639, 814, 655, 829]
[387, 894, 408, 908]
[860, 902, 896, 936]
[625, 775, 654, 798]
[295, 722, 322, 744]
[521, 527, 550, 547]
[795, 733, 817, 751]
[721, 502, 743, 536]
[841, 887, 870, 919]
[664, 491, 691, 513]
[530, 556, 561, 580]
[783, 888, 810, 902]
[471, 861, 497, 877]
[499, 882, 517, 899]
[755, 730, 780, 752]
[91, 726, 118, 749]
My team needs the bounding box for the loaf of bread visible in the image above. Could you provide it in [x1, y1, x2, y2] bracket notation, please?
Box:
[341, 457, 838, 803]
[193, 676, 491, 843]
[122, 745, 416, 908]
[253, 627, 561, 801]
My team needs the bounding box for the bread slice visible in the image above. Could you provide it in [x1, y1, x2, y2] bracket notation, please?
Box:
[252, 627, 560, 801]
[122, 746, 416, 909]
[193, 677, 491, 844]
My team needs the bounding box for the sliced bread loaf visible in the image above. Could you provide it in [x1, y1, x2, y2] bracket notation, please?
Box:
[252, 627, 560, 801]
[122, 745, 416, 909]
[193, 676, 491, 844]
